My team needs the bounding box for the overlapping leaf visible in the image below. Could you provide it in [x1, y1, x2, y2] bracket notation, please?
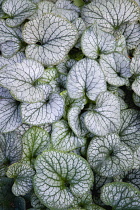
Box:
[119, 109, 140, 150]
[133, 93, 140, 107]
[0, 132, 22, 176]
[67, 58, 106, 101]
[21, 93, 64, 125]
[6, 163, 35, 196]
[100, 182, 140, 209]
[34, 150, 93, 209]
[120, 22, 140, 49]
[23, 14, 78, 66]
[22, 127, 50, 165]
[100, 53, 131, 86]
[81, 24, 116, 59]
[81, 0, 139, 33]
[51, 119, 85, 151]
[123, 169, 140, 190]
[29, 0, 54, 20]
[0, 59, 47, 103]
[84, 91, 121, 136]
[87, 133, 133, 177]
[2, 0, 37, 27]
[0, 97, 22, 133]
[68, 105, 89, 137]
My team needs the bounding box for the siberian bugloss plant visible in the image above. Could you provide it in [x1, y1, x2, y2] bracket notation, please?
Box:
[0, 0, 140, 209]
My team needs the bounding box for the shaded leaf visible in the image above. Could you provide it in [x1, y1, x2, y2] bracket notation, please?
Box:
[87, 133, 133, 177]
[6, 163, 35, 196]
[0, 97, 22, 133]
[101, 182, 140, 210]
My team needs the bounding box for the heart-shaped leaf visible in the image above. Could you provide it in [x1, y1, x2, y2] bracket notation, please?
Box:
[119, 109, 140, 150]
[100, 53, 131, 86]
[51, 119, 85, 151]
[23, 13, 78, 66]
[0, 132, 22, 176]
[22, 126, 50, 165]
[34, 150, 93, 209]
[81, 24, 116, 59]
[81, 0, 139, 33]
[21, 93, 64, 125]
[87, 133, 134, 177]
[2, 0, 37, 27]
[67, 58, 106, 101]
[6, 163, 35, 196]
[0, 59, 47, 103]
[0, 97, 22, 133]
[100, 182, 140, 210]
[84, 91, 121, 136]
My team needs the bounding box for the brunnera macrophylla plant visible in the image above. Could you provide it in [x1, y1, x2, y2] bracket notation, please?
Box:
[0, 0, 140, 209]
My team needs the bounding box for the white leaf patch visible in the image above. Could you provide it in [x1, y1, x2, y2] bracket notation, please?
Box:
[2, 0, 36, 27]
[84, 91, 121, 136]
[23, 14, 78, 66]
[0, 59, 46, 103]
[21, 93, 64, 125]
[81, 24, 116, 59]
[81, 0, 139, 33]
[67, 58, 106, 101]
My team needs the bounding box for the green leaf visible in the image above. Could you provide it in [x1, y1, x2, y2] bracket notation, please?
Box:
[100, 53, 131, 86]
[71, 191, 93, 209]
[81, 24, 116, 59]
[119, 109, 140, 150]
[6, 163, 35, 196]
[2, 0, 37, 27]
[23, 13, 78, 66]
[22, 126, 50, 165]
[81, 0, 139, 33]
[87, 133, 134, 177]
[84, 91, 121, 136]
[34, 150, 94, 209]
[0, 59, 47, 103]
[0, 132, 22, 176]
[0, 97, 22, 133]
[100, 182, 140, 210]
[51, 119, 85, 151]
[21, 93, 64, 125]
[67, 58, 106, 101]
